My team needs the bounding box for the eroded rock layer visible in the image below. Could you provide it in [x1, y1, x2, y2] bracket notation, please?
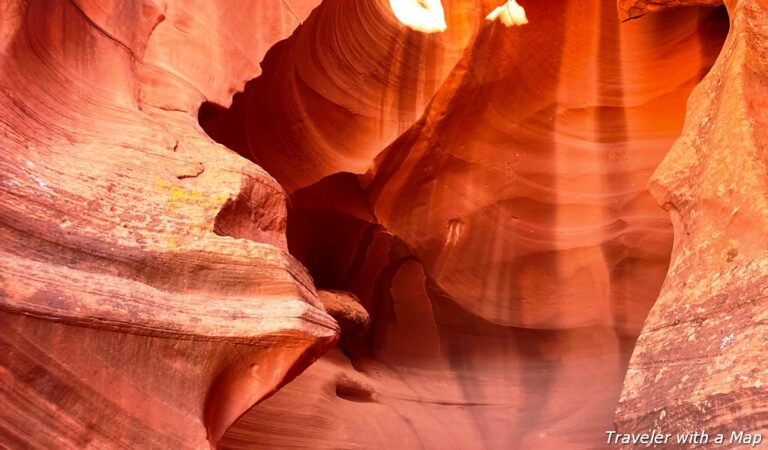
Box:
[200, 0, 500, 193]
[201, 1, 729, 448]
[616, 0, 768, 442]
[618, 0, 723, 21]
[2, 0, 751, 447]
[0, 1, 338, 448]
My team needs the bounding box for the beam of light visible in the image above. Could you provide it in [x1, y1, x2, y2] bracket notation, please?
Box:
[389, 0, 447, 33]
[486, 0, 528, 26]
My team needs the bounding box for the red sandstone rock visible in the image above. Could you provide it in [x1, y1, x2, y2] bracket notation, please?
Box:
[203, 1, 728, 448]
[0, 1, 338, 448]
[616, 0, 768, 441]
[618, 0, 723, 21]
[318, 290, 370, 337]
[1, 0, 754, 448]
[199, 0, 506, 193]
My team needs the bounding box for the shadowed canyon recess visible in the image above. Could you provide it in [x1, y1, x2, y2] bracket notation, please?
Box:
[2, 0, 767, 449]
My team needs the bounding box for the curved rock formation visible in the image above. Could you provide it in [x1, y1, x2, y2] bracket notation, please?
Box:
[616, 0, 768, 441]
[0, 1, 338, 448]
[3, 0, 756, 448]
[618, 0, 723, 21]
[199, 0, 508, 193]
[199, 0, 729, 448]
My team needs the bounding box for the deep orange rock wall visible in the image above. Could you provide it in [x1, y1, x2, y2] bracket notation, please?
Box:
[0, 1, 337, 448]
[2, 0, 757, 448]
[618, 0, 723, 20]
[200, 1, 729, 448]
[616, 0, 768, 442]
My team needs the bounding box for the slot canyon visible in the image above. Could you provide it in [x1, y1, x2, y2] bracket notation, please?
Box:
[0, 0, 765, 449]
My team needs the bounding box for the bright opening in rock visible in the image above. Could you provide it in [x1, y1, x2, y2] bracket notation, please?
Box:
[389, 0, 447, 32]
[486, 0, 529, 26]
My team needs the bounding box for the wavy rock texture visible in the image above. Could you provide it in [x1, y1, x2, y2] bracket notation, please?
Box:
[1, 0, 750, 448]
[0, 1, 339, 448]
[618, 0, 723, 21]
[616, 0, 768, 442]
[199, 0, 729, 448]
[200, 0, 507, 193]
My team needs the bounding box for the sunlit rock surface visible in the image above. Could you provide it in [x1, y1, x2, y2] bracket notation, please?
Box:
[201, 0, 729, 448]
[0, 1, 338, 448]
[2, 0, 757, 448]
[200, 0, 490, 193]
[616, 0, 768, 442]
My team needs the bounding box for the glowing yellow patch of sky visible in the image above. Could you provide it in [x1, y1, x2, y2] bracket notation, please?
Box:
[389, 0, 447, 33]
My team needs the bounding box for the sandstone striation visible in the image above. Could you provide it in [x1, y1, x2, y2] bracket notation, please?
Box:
[201, 0, 729, 448]
[0, 1, 338, 448]
[199, 0, 515, 194]
[317, 290, 370, 338]
[618, 0, 724, 21]
[2, 0, 758, 448]
[615, 0, 768, 442]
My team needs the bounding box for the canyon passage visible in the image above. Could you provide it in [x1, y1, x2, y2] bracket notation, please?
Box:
[2, 0, 767, 449]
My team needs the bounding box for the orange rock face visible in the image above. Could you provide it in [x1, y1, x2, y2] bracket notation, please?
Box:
[200, 0, 727, 448]
[616, 0, 768, 441]
[618, 0, 723, 21]
[3, 0, 760, 448]
[0, 1, 337, 448]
